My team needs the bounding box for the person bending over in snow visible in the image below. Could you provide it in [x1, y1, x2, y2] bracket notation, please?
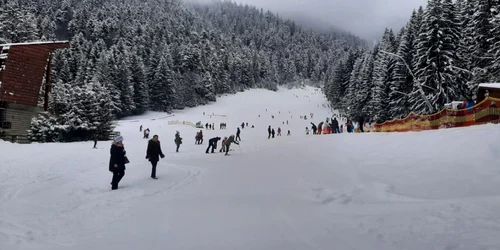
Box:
[224, 135, 239, 156]
[146, 135, 165, 179]
[206, 137, 221, 154]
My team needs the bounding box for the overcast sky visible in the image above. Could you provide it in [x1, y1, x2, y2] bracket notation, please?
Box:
[196, 0, 428, 42]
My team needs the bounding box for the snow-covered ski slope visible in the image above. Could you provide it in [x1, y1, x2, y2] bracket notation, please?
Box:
[2, 86, 500, 250]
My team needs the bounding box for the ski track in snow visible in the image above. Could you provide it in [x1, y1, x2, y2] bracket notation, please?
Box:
[2, 86, 500, 250]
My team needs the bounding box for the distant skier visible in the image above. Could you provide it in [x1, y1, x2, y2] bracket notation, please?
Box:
[146, 135, 165, 179]
[174, 131, 183, 152]
[241, 122, 245, 129]
[271, 128, 275, 138]
[205, 123, 209, 129]
[286, 120, 288, 125]
[206, 137, 221, 154]
[224, 135, 239, 156]
[277, 127, 281, 136]
[268, 125, 272, 139]
[109, 136, 127, 190]
[246, 122, 248, 127]
[140, 125, 143, 132]
[236, 127, 241, 141]
[287, 130, 291, 136]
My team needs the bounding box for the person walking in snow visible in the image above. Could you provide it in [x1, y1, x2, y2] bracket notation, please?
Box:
[174, 131, 183, 152]
[287, 130, 291, 136]
[206, 137, 221, 154]
[277, 127, 281, 136]
[241, 122, 245, 129]
[224, 135, 239, 156]
[268, 125, 272, 139]
[93, 134, 98, 149]
[109, 136, 127, 190]
[145, 128, 150, 139]
[140, 125, 143, 132]
[212, 123, 215, 130]
[271, 128, 275, 138]
[318, 122, 323, 135]
[236, 127, 241, 141]
[205, 123, 209, 129]
[146, 135, 165, 179]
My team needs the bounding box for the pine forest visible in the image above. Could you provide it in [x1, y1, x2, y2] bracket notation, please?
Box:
[0, 0, 499, 141]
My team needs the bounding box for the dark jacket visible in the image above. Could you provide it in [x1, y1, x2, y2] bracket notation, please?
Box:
[236, 128, 241, 136]
[175, 134, 182, 145]
[332, 118, 339, 128]
[146, 139, 164, 162]
[109, 144, 126, 172]
[209, 137, 221, 145]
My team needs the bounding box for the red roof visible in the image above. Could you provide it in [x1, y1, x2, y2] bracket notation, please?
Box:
[0, 41, 69, 106]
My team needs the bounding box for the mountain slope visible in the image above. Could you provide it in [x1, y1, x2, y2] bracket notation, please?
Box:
[2, 87, 500, 250]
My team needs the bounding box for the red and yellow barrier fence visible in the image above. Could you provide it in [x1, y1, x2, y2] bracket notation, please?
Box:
[372, 97, 500, 132]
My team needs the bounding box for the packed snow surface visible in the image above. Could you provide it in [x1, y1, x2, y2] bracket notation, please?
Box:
[2, 86, 500, 250]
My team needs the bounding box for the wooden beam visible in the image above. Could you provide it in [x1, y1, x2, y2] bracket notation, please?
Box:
[43, 52, 53, 111]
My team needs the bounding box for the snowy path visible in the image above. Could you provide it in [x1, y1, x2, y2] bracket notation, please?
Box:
[2, 87, 500, 250]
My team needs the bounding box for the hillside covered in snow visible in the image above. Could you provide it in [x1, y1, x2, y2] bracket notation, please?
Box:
[1, 87, 500, 250]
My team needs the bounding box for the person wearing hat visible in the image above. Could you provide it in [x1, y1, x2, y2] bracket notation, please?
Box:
[109, 136, 127, 190]
[146, 135, 165, 179]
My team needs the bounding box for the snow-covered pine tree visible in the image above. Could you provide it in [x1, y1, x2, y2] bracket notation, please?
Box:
[130, 54, 149, 114]
[371, 29, 397, 120]
[344, 55, 365, 119]
[111, 44, 135, 117]
[412, 0, 465, 114]
[390, 10, 420, 118]
[488, 0, 500, 81]
[468, 0, 496, 84]
[0, 0, 39, 43]
[149, 54, 175, 112]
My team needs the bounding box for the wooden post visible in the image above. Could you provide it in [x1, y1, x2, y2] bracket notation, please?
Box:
[44, 53, 53, 111]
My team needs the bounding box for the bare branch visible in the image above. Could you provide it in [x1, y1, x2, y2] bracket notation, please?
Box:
[379, 50, 434, 113]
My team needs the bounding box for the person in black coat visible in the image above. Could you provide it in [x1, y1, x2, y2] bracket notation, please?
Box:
[332, 118, 340, 134]
[206, 137, 221, 154]
[236, 127, 241, 141]
[146, 135, 165, 179]
[109, 136, 127, 190]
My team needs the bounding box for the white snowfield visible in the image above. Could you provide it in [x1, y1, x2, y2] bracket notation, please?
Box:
[1, 86, 500, 250]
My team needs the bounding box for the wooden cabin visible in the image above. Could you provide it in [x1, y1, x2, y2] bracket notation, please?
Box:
[0, 41, 69, 139]
[477, 83, 500, 103]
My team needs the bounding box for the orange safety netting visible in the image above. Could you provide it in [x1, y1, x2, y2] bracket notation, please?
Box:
[372, 97, 500, 132]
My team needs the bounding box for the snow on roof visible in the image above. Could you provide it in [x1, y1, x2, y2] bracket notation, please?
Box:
[478, 83, 500, 89]
[0, 41, 69, 47]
